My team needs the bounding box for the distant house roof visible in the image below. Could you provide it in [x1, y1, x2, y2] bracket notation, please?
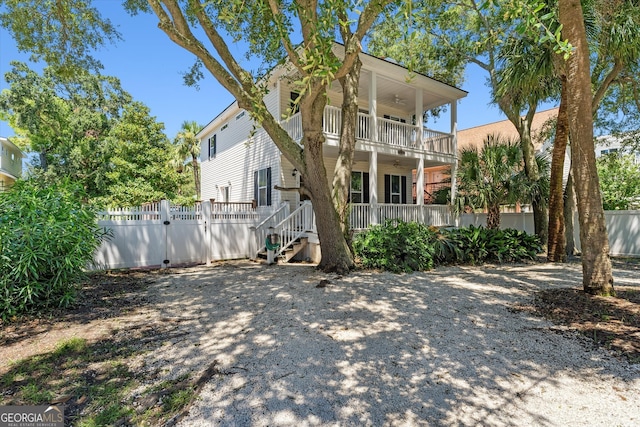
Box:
[457, 107, 559, 151]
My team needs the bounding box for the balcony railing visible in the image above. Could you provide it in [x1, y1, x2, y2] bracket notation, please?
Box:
[280, 106, 454, 156]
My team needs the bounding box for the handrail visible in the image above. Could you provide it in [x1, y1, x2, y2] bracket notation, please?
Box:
[252, 202, 290, 257]
[273, 201, 314, 258]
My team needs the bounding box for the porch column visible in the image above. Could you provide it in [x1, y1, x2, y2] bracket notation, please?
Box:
[369, 150, 378, 226]
[415, 89, 424, 148]
[450, 101, 459, 226]
[450, 101, 458, 201]
[416, 156, 425, 225]
[369, 71, 378, 143]
[416, 157, 424, 206]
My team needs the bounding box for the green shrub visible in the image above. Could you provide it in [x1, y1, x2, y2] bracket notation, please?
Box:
[439, 225, 542, 264]
[353, 219, 439, 273]
[0, 178, 108, 320]
[353, 221, 542, 273]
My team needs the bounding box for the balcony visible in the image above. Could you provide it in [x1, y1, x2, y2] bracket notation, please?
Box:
[280, 105, 455, 157]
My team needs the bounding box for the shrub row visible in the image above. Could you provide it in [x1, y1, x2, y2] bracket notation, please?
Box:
[353, 220, 542, 273]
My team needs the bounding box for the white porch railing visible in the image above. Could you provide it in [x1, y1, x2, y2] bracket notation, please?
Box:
[377, 117, 416, 148]
[323, 105, 342, 136]
[281, 114, 303, 141]
[280, 107, 454, 156]
[350, 203, 453, 230]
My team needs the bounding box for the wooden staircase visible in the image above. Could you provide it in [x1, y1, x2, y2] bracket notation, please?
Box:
[257, 236, 309, 263]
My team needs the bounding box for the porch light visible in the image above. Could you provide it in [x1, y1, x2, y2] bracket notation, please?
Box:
[292, 168, 298, 177]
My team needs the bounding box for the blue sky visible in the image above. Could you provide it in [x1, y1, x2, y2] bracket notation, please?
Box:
[0, 2, 555, 141]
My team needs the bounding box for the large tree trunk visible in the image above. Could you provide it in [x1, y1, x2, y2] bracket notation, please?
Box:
[559, 0, 614, 295]
[301, 86, 355, 274]
[192, 156, 201, 200]
[564, 168, 576, 257]
[332, 56, 362, 242]
[547, 78, 569, 262]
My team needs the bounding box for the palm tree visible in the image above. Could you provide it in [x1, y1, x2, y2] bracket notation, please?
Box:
[454, 134, 524, 229]
[173, 120, 202, 201]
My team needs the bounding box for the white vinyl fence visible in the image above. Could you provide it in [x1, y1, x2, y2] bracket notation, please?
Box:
[94, 201, 640, 269]
[94, 200, 259, 269]
[460, 210, 640, 257]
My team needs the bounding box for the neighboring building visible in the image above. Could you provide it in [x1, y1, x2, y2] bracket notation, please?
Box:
[197, 43, 467, 259]
[457, 107, 559, 151]
[412, 108, 560, 205]
[0, 137, 23, 192]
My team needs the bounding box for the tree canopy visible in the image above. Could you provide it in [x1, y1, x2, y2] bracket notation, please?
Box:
[0, 62, 185, 207]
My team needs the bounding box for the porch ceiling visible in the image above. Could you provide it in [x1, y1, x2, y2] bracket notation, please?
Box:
[329, 69, 460, 115]
[323, 146, 450, 170]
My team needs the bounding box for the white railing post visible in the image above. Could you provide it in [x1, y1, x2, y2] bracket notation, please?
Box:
[202, 200, 212, 266]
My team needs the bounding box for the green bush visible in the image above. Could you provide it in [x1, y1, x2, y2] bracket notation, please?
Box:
[0, 179, 108, 320]
[352, 219, 439, 273]
[353, 221, 542, 272]
[439, 225, 542, 264]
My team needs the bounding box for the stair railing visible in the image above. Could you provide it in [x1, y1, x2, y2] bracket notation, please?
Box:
[273, 201, 314, 258]
[251, 202, 290, 258]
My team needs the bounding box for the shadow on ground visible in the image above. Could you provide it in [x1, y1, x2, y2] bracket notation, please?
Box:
[137, 261, 640, 427]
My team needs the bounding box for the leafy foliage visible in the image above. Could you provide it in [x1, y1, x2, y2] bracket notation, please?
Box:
[0, 0, 121, 76]
[454, 134, 549, 229]
[596, 153, 640, 210]
[0, 63, 186, 208]
[0, 179, 108, 320]
[353, 221, 542, 273]
[353, 220, 439, 273]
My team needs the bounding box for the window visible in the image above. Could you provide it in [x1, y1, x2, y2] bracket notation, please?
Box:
[236, 111, 245, 120]
[208, 135, 217, 159]
[350, 171, 370, 203]
[384, 174, 407, 204]
[384, 114, 407, 123]
[254, 167, 272, 206]
[290, 91, 300, 114]
[221, 123, 228, 131]
[219, 186, 230, 203]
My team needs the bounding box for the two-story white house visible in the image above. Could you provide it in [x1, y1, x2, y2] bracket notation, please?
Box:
[197, 45, 467, 260]
[0, 137, 23, 192]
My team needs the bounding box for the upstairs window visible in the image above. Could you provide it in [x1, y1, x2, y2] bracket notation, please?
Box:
[290, 91, 300, 114]
[254, 167, 272, 206]
[208, 135, 217, 159]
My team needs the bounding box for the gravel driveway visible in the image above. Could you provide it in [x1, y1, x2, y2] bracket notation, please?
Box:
[139, 261, 639, 426]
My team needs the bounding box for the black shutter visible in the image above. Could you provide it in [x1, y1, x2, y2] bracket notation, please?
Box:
[253, 170, 258, 204]
[207, 138, 211, 160]
[363, 172, 370, 203]
[266, 167, 272, 206]
[384, 175, 390, 204]
[401, 176, 407, 204]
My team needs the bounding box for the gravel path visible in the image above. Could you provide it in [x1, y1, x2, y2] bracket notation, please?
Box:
[141, 261, 639, 426]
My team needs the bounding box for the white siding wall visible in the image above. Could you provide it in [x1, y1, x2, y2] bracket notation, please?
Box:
[322, 157, 412, 204]
[200, 89, 282, 206]
[201, 127, 282, 208]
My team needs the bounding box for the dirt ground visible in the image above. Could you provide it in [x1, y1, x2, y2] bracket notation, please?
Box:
[1, 258, 639, 425]
[2, 259, 638, 368]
